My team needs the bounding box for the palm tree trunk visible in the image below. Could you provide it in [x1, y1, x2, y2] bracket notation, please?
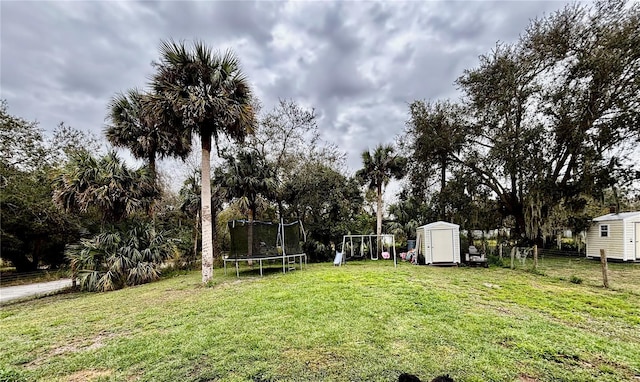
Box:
[148, 155, 157, 218]
[247, 208, 254, 259]
[148, 155, 157, 183]
[377, 183, 383, 256]
[201, 135, 214, 283]
[213, 208, 219, 261]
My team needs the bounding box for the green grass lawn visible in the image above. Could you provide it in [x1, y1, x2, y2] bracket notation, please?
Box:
[1, 257, 640, 382]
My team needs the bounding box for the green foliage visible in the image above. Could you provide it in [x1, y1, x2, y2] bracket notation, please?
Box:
[0, 367, 27, 382]
[65, 222, 174, 292]
[149, 39, 256, 282]
[404, 100, 469, 220]
[356, 144, 406, 193]
[106, 88, 191, 179]
[0, 100, 47, 171]
[283, 162, 365, 248]
[356, 144, 407, 250]
[0, 101, 92, 271]
[404, 1, 640, 239]
[487, 254, 505, 268]
[302, 239, 331, 263]
[1, 162, 80, 271]
[570, 275, 584, 284]
[53, 151, 159, 223]
[215, 148, 276, 218]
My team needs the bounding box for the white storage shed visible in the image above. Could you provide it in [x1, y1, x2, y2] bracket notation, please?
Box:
[416, 221, 461, 265]
[586, 212, 640, 261]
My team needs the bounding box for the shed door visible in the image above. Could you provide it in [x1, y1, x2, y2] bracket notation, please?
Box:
[431, 229, 453, 263]
[635, 223, 640, 260]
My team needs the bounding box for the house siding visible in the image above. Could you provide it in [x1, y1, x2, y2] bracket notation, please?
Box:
[587, 220, 625, 259]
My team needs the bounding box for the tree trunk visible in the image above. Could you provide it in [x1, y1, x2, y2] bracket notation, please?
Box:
[148, 155, 157, 183]
[376, 183, 383, 256]
[248, 208, 254, 258]
[213, 208, 220, 261]
[440, 156, 447, 221]
[148, 155, 157, 218]
[193, 210, 200, 263]
[201, 135, 214, 283]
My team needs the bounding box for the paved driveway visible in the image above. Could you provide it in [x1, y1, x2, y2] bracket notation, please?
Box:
[0, 279, 72, 304]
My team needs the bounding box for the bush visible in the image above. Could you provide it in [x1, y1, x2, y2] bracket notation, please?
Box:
[303, 239, 331, 263]
[66, 222, 175, 292]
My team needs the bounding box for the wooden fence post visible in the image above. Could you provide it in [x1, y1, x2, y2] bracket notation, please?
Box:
[499, 244, 503, 260]
[510, 247, 515, 269]
[600, 249, 609, 288]
[533, 245, 538, 270]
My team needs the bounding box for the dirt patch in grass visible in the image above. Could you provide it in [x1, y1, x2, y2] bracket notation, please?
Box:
[63, 369, 112, 381]
[27, 331, 122, 368]
[519, 375, 539, 382]
[282, 348, 346, 373]
[56, 330, 120, 354]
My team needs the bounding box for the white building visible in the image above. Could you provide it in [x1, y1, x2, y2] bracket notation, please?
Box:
[586, 212, 640, 261]
[416, 221, 460, 265]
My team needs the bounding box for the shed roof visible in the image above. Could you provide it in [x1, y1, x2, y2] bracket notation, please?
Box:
[592, 211, 640, 222]
[417, 221, 460, 229]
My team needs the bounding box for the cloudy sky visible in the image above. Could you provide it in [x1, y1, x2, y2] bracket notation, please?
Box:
[1, 0, 571, 182]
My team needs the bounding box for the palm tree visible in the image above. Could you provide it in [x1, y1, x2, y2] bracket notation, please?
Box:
[149, 40, 256, 282]
[65, 222, 174, 292]
[53, 150, 159, 224]
[356, 144, 406, 255]
[106, 89, 191, 181]
[215, 149, 276, 258]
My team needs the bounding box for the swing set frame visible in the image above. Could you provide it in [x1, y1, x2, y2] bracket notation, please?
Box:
[339, 234, 397, 267]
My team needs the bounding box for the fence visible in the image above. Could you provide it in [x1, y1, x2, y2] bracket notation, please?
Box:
[480, 244, 639, 292]
[0, 269, 70, 287]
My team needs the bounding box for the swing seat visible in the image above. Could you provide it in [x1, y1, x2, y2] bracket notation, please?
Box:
[381, 251, 390, 259]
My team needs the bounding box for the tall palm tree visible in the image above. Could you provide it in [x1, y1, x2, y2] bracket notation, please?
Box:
[215, 149, 276, 258]
[356, 144, 406, 255]
[149, 40, 256, 282]
[106, 89, 191, 181]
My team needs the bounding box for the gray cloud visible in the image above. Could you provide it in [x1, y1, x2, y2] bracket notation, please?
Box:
[1, 0, 572, 176]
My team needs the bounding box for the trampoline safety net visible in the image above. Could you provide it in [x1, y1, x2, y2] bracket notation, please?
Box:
[227, 220, 303, 259]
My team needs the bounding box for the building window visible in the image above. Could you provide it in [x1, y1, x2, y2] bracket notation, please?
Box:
[600, 224, 609, 238]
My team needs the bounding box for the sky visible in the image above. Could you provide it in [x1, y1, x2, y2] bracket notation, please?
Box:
[1, 0, 572, 190]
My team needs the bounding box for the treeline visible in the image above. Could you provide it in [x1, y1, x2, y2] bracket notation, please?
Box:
[392, 0, 640, 246]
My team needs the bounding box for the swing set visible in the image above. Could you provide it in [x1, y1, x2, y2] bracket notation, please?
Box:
[338, 234, 397, 267]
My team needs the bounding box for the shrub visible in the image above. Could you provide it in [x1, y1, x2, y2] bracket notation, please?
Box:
[303, 239, 331, 263]
[487, 254, 505, 267]
[66, 222, 175, 292]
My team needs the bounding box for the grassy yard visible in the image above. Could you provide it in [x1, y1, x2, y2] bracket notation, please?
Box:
[1, 257, 639, 382]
